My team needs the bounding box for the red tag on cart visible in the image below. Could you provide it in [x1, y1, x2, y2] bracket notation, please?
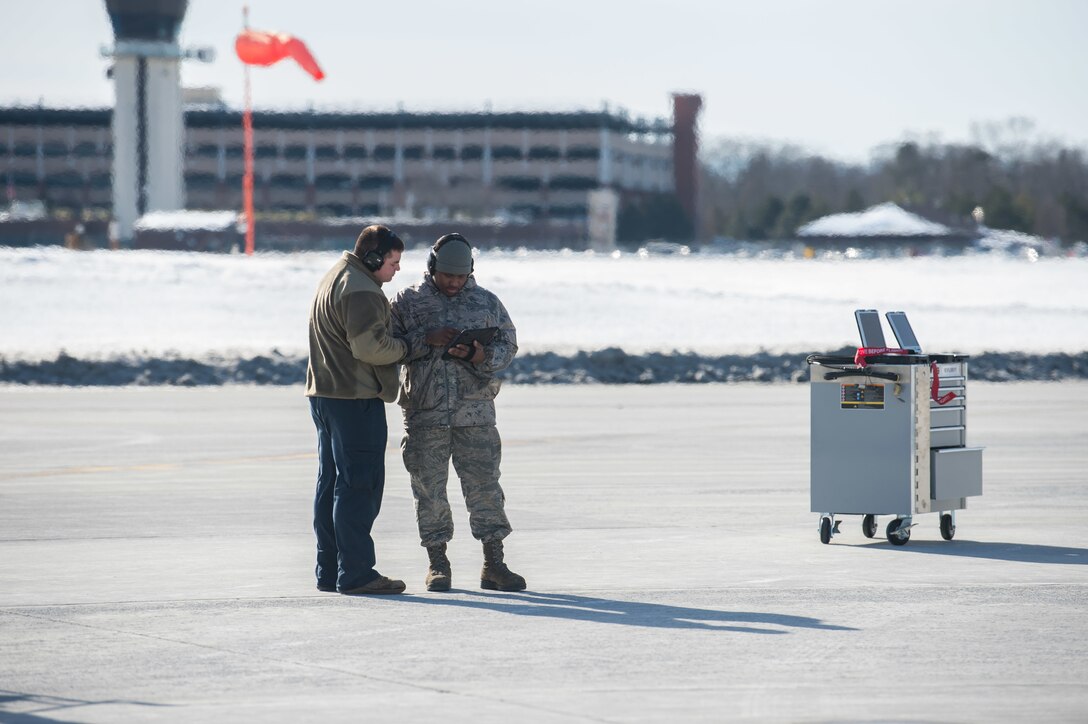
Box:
[854, 347, 910, 367]
[931, 362, 958, 405]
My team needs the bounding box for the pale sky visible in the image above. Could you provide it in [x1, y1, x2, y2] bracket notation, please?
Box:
[2, 0, 1085, 162]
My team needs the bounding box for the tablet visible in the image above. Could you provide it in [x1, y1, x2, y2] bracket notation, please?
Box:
[442, 327, 499, 360]
[885, 311, 923, 353]
[854, 309, 887, 348]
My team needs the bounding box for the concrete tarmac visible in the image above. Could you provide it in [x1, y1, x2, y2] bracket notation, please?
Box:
[1, 382, 1086, 723]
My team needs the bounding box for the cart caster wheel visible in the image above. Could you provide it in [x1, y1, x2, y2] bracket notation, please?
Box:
[886, 518, 910, 546]
[862, 514, 877, 539]
[940, 514, 956, 540]
[819, 517, 832, 544]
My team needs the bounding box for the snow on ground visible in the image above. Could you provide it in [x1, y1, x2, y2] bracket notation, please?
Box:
[1, 245, 1085, 360]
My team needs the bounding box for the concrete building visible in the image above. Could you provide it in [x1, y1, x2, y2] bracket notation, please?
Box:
[0, 96, 700, 247]
[0, 1, 700, 250]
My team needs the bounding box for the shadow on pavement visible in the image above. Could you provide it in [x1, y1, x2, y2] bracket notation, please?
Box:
[852, 540, 1087, 564]
[0, 690, 168, 724]
[398, 591, 856, 634]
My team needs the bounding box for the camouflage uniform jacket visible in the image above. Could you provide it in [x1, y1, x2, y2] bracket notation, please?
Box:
[391, 274, 517, 429]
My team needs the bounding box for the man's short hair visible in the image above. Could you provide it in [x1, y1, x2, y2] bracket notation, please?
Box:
[354, 224, 404, 258]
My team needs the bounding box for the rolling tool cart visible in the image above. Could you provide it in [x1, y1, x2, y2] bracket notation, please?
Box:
[807, 310, 984, 545]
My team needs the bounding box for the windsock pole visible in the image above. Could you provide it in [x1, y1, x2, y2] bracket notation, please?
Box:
[234, 7, 324, 255]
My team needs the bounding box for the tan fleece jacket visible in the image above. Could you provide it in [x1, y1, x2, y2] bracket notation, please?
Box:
[305, 251, 407, 401]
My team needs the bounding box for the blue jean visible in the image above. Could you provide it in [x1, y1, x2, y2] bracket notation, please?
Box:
[309, 396, 388, 590]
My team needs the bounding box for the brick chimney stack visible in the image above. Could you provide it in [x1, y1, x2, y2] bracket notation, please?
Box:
[671, 93, 703, 230]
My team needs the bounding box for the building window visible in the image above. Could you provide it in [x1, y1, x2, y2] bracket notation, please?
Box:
[315, 146, 338, 160]
[492, 145, 522, 160]
[549, 175, 597, 191]
[497, 176, 542, 192]
[358, 175, 394, 190]
[270, 173, 307, 189]
[46, 172, 83, 188]
[42, 142, 69, 157]
[566, 146, 600, 160]
[72, 142, 101, 158]
[373, 145, 396, 161]
[283, 145, 307, 161]
[460, 145, 484, 161]
[528, 146, 561, 160]
[403, 145, 424, 160]
[315, 173, 351, 190]
[548, 204, 587, 218]
[432, 146, 456, 160]
[184, 172, 217, 189]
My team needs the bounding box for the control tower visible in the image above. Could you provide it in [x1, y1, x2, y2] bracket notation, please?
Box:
[101, 0, 212, 243]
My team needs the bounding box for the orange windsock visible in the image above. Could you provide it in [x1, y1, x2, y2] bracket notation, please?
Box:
[235, 29, 325, 81]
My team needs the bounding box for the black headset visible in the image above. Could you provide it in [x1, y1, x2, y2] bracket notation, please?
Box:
[361, 228, 402, 272]
[427, 233, 473, 276]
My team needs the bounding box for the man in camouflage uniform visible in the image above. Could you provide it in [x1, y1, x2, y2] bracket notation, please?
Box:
[390, 233, 526, 592]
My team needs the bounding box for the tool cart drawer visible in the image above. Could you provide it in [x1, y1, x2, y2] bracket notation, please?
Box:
[931, 447, 984, 499]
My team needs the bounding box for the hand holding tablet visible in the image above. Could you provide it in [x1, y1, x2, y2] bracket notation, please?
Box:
[442, 327, 499, 361]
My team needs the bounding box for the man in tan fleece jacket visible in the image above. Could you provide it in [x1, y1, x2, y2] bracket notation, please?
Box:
[306, 224, 408, 595]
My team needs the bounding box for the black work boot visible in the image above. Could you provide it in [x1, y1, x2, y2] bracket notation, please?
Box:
[425, 543, 452, 592]
[480, 539, 526, 591]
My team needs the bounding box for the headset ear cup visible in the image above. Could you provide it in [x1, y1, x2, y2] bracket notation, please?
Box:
[362, 249, 383, 271]
[361, 227, 400, 272]
[429, 236, 449, 277]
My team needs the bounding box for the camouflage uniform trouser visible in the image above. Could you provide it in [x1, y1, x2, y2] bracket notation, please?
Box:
[401, 425, 512, 546]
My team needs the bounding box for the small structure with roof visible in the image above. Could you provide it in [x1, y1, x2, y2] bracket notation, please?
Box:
[797, 202, 969, 249]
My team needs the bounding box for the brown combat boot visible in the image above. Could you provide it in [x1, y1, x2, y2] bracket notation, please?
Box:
[425, 543, 452, 592]
[340, 575, 406, 595]
[480, 539, 526, 591]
